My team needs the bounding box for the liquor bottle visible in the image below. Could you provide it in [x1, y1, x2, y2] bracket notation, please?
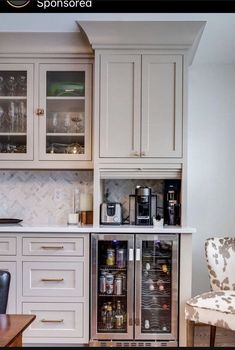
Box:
[106, 302, 113, 329]
[101, 303, 107, 328]
[115, 300, 124, 329]
[121, 304, 127, 325]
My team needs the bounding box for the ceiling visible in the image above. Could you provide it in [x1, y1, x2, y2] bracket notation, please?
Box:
[0, 13, 234, 64]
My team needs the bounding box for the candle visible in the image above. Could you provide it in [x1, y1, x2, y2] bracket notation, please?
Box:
[68, 213, 79, 225]
[80, 193, 93, 211]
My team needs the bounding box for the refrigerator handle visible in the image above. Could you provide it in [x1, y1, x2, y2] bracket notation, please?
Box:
[136, 248, 141, 261]
[128, 248, 134, 261]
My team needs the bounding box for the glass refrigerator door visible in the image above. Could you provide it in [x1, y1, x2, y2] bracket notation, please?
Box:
[135, 234, 178, 341]
[91, 234, 134, 340]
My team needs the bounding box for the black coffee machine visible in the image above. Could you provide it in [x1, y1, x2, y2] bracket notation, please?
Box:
[164, 181, 181, 226]
[135, 186, 153, 225]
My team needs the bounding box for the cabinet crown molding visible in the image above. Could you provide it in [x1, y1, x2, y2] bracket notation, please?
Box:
[77, 20, 206, 65]
[0, 32, 93, 56]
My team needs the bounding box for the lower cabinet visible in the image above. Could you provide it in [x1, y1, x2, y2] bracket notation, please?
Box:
[22, 302, 85, 340]
[0, 233, 89, 345]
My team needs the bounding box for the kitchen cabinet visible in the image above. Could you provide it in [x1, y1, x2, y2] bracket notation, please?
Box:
[0, 60, 92, 169]
[0, 64, 34, 160]
[99, 53, 183, 160]
[0, 232, 89, 345]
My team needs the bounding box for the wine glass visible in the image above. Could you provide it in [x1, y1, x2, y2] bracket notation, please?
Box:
[6, 76, 17, 96]
[0, 105, 4, 131]
[17, 75, 27, 96]
[0, 76, 4, 96]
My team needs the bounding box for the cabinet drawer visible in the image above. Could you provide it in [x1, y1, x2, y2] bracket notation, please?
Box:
[0, 237, 16, 255]
[23, 261, 84, 297]
[22, 302, 84, 338]
[22, 237, 84, 256]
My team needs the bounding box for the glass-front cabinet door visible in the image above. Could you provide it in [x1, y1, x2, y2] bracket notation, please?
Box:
[135, 234, 178, 341]
[91, 234, 134, 340]
[38, 63, 92, 161]
[0, 64, 34, 160]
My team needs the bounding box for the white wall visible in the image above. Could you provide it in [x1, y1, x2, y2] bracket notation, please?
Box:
[188, 64, 235, 295]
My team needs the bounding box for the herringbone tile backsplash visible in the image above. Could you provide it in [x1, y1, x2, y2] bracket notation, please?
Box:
[0, 170, 93, 225]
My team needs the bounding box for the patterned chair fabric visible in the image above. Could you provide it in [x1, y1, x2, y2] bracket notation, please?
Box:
[205, 237, 235, 291]
[185, 237, 235, 331]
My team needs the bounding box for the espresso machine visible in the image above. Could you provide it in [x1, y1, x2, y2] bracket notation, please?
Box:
[129, 186, 157, 225]
[164, 183, 181, 226]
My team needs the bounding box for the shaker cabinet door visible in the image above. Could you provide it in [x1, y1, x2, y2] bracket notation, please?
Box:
[99, 54, 141, 158]
[141, 55, 183, 158]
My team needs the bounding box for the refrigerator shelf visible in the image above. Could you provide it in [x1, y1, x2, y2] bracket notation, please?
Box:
[100, 266, 127, 271]
[98, 294, 126, 297]
[98, 329, 127, 333]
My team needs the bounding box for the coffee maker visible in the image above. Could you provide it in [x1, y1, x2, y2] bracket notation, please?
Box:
[164, 183, 181, 226]
[129, 186, 157, 225]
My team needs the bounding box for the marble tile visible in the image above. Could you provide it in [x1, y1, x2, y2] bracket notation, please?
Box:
[0, 170, 93, 225]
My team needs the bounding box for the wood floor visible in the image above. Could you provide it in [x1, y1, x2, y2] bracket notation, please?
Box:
[194, 325, 235, 347]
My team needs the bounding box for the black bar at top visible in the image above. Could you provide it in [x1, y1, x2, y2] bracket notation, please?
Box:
[0, 0, 235, 13]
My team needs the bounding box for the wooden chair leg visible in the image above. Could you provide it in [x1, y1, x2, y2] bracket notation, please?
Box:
[187, 319, 195, 347]
[210, 325, 216, 347]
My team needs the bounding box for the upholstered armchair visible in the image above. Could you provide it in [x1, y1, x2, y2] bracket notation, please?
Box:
[185, 237, 235, 346]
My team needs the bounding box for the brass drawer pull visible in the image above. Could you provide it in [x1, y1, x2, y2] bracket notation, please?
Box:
[129, 318, 133, 326]
[41, 278, 64, 282]
[41, 319, 64, 323]
[41, 246, 64, 250]
[135, 318, 140, 326]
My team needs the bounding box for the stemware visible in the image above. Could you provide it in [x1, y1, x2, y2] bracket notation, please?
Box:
[6, 76, 17, 96]
[17, 75, 27, 96]
[0, 76, 4, 96]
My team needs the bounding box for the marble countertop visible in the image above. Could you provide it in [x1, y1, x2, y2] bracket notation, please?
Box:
[0, 224, 196, 234]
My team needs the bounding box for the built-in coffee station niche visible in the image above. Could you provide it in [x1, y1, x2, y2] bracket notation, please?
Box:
[99, 179, 181, 227]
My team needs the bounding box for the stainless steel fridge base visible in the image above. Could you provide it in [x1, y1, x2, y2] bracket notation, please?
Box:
[89, 340, 178, 347]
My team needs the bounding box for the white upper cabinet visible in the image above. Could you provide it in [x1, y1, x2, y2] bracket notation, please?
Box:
[39, 63, 92, 162]
[99, 53, 183, 160]
[0, 59, 92, 169]
[0, 63, 34, 161]
[141, 55, 183, 158]
[100, 54, 141, 158]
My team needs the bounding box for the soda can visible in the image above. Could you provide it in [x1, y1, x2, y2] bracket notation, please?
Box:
[116, 249, 126, 268]
[99, 274, 106, 294]
[106, 273, 114, 294]
[114, 275, 122, 295]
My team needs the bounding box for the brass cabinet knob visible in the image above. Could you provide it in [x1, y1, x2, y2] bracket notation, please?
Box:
[141, 151, 146, 157]
[36, 108, 44, 116]
[131, 151, 140, 157]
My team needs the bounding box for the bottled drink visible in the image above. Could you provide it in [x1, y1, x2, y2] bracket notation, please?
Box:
[116, 248, 126, 268]
[106, 248, 115, 266]
[106, 302, 113, 329]
[106, 273, 114, 294]
[99, 274, 106, 294]
[115, 300, 124, 329]
[114, 275, 122, 295]
[101, 303, 107, 328]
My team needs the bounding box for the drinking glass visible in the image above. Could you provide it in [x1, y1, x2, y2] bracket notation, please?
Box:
[6, 76, 17, 96]
[0, 76, 4, 96]
[17, 75, 27, 96]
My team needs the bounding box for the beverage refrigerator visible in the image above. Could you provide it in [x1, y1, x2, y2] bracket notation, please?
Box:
[90, 233, 179, 347]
